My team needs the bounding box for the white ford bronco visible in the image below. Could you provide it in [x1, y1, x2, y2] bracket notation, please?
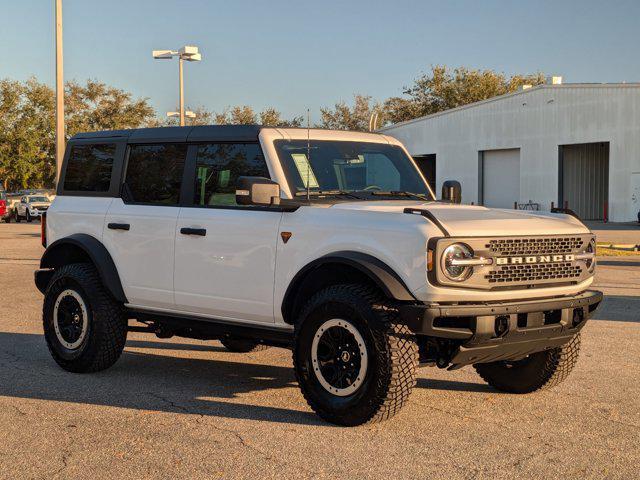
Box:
[36, 126, 602, 426]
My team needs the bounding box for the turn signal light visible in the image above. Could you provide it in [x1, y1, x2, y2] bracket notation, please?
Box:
[41, 212, 47, 248]
[427, 249, 434, 271]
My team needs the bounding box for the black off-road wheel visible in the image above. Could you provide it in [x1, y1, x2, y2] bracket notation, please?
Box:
[474, 334, 582, 393]
[220, 337, 269, 353]
[43, 263, 127, 373]
[293, 284, 419, 426]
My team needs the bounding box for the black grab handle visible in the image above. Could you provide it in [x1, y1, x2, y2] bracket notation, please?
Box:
[180, 227, 207, 236]
[107, 223, 130, 231]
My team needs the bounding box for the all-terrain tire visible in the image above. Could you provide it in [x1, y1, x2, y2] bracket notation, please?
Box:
[293, 284, 419, 426]
[43, 263, 127, 373]
[474, 334, 581, 393]
[220, 337, 269, 353]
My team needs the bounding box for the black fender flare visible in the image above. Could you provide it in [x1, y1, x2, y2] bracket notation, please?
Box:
[37, 233, 127, 303]
[281, 251, 416, 323]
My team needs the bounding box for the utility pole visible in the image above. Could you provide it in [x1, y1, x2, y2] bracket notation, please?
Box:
[178, 57, 184, 126]
[55, 0, 64, 185]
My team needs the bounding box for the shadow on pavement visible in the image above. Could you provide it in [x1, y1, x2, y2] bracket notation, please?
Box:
[597, 260, 640, 267]
[591, 295, 640, 323]
[0, 332, 487, 425]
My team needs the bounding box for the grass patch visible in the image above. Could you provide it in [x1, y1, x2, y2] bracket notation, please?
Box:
[596, 246, 640, 257]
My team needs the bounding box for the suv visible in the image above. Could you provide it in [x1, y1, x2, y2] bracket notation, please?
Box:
[14, 194, 51, 222]
[35, 126, 602, 426]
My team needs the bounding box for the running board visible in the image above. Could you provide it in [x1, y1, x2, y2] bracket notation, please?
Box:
[127, 308, 294, 348]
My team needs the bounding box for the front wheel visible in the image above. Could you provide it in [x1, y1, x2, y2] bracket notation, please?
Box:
[43, 263, 127, 373]
[14, 210, 21, 223]
[474, 334, 582, 393]
[26, 211, 32, 222]
[293, 284, 419, 426]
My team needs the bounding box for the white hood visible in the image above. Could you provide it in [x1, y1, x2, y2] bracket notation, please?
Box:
[329, 201, 590, 236]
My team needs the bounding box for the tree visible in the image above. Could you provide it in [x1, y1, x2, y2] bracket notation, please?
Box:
[0, 78, 155, 191]
[384, 65, 545, 124]
[318, 94, 382, 131]
[65, 79, 155, 135]
[209, 105, 303, 127]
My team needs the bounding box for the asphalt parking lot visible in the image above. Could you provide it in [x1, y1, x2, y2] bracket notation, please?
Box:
[0, 223, 638, 479]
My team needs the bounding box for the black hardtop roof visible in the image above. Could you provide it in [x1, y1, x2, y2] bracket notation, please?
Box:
[70, 125, 263, 143]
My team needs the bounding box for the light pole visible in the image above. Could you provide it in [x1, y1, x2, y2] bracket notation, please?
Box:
[152, 46, 202, 126]
[55, 0, 64, 185]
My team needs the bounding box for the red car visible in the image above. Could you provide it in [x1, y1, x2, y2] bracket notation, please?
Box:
[0, 191, 8, 222]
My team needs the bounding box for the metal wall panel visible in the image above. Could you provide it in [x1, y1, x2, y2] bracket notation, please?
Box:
[560, 143, 609, 220]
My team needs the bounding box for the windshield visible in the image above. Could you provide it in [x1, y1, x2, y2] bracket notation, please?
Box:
[28, 196, 48, 203]
[274, 140, 434, 199]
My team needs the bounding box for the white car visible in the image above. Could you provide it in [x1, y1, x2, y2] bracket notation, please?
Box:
[34, 126, 602, 426]
[14, 195, 51, 222]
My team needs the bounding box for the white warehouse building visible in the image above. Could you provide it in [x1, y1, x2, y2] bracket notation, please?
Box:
[380, 82, 640, 222]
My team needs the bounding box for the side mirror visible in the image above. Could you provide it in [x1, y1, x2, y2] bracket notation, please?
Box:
[236, 177, 281, 207]
[441, 180, 462, 204]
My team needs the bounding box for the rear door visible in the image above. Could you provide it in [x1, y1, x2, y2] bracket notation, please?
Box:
[173, 142, 282, 323]
[103, 143, 188, 310]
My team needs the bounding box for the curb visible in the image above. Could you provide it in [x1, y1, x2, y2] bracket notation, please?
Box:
[597, 242, 640, 252]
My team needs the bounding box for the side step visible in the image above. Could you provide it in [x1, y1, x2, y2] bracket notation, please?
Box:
[126, 309, 294, 348]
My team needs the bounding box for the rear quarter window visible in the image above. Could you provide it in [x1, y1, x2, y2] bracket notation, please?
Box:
[64, 144, 117, 192]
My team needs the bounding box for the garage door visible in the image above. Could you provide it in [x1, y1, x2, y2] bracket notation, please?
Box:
[482, 149, 520, 209]
[560, 143, 609, 220]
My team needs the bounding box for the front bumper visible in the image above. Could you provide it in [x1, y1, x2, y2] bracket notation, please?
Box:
[399, 290, 603, 367]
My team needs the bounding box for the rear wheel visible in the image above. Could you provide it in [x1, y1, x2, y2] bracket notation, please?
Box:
[293, 284, 419, 426]
[43, 263, 127, 373]
[474, 334, 581, 393]
[220, 337, 269, 353]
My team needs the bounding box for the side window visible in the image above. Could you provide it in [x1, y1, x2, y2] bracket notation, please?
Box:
[193, 143, 269, 207]
[64, 143, 116, 192]
[124, 144, 187, 205]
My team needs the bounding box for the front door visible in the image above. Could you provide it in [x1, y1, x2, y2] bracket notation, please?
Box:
[173, 142, 282, 323]
[103, 143, 188, 310]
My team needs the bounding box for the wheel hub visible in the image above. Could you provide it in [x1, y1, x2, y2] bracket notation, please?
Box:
[53, 289, 89, 350]
[311, 319, 368, 396]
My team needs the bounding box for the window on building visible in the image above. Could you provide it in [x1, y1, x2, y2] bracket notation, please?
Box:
[193, 143, 269, 207]
[63, 143, 117, 192]
[124, 144, 187, 205]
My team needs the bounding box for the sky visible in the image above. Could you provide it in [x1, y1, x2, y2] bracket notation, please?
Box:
[2, 0, 640, 121]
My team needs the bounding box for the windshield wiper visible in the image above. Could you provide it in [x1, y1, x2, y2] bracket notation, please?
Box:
[367, 191, 430, 201]
[294, 190, 364, 200]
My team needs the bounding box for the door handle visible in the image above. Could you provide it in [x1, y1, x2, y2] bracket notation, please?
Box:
[108, 223, 130, 231]
[180, 227, 206, 236]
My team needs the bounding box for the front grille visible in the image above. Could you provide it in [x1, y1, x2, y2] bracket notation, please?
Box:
[487, 237, 584, 256]
[436, 233, 594, 290]
[486, 262, 582, 284]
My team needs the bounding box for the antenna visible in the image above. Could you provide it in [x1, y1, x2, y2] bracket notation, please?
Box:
[306, 108, 311, 201]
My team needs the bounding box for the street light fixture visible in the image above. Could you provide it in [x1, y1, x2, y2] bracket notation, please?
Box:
[167, 111, 196, 120]
[152, 45, 202, 126]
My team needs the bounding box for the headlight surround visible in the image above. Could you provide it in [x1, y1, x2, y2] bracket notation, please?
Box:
[441, 243, 474, 282]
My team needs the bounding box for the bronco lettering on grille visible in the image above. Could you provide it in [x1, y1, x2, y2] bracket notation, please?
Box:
[496, 254, 575, 265]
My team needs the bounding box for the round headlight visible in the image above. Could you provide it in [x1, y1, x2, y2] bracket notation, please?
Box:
[441, 243, 474, 282]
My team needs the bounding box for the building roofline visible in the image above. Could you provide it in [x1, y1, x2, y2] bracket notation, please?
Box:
[379, 83, 640, 131]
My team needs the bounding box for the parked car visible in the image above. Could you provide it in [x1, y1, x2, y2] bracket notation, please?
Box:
[0, 191, 8, 223]
[35, 125, 602, 426]
[14, 195, 51, 222]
